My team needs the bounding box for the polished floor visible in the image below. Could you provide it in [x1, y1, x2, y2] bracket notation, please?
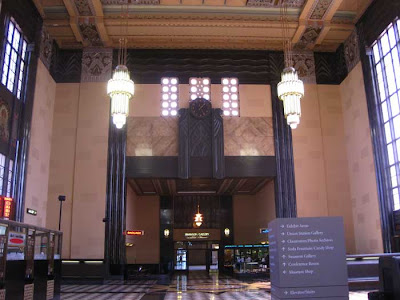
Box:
[60, 271, 372, 300]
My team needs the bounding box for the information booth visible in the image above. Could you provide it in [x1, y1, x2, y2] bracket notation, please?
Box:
[223, 244, 269, 277]
[0, 218, 62, 300]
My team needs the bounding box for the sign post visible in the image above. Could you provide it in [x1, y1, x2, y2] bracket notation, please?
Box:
[268, 217, 349, 300]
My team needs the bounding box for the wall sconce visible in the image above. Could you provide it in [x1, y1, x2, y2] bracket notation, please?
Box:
[224, 228, 230, 237]
[164, 228, 170, 238]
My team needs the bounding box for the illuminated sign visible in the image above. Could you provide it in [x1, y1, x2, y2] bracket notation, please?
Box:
[125, 230, 144, 236]
[8, 231, 26, 247]
[260, 228, 269, 234]
[184, 232, 210, 240]
[3, 197, 13, 219]
[27, 208, 37, 216]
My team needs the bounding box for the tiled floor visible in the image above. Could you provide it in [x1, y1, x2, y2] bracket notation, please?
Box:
[60, 271, 372, 300]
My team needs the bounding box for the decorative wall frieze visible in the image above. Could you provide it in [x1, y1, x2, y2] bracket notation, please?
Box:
[246, 0, 305, 8]
[344, 29, 360, 74]
[40, 26, 53, 70]
[309, 0, 334, 20]
[81, 47, 113, 82]
[74, 0, 94, 16]
[292, 51, 316, 84]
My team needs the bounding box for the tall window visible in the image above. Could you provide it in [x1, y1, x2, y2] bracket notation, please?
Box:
[372, 19, 400, 211]
[161, 77, 179, 117]
[189, 78, 210, 101]
[221, 78, 239, 117]
[6, 160, 13, 197]
[1, 18, 28, 99]
[0, 155, 5, 195]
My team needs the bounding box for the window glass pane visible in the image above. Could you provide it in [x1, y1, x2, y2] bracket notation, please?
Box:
[381, 34, 390, 55]
[382, 101, 389, 122]
[12, 30, 20, 50]
[388, 143, 395, 165]
[384, 55, 396, 95]
[385, 122, 393, 143]
[7, 23, 14, 43]
[392, 48, 400, 89]
[393, 188, 400, 211]
[394, 115, 400, 139]
[391, 166, 398, 187]
[22, 41, 27, 59]
[373, 43, 381, 63]
[376, 63, 386, 100]
[390, 94, 399, 116]
[388, 27, 396, 48]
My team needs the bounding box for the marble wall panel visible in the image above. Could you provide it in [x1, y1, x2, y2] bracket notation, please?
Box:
[127, 117, 179, 156]
[224, 117, 274, 156]
[340, 62, 383, 254]
[24, 60, 56, 227]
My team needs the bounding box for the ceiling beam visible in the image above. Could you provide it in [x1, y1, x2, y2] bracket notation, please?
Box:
[32, 0, 46, 18]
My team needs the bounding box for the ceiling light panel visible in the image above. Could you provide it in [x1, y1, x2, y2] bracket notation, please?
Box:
[161, 77, 179, 117]
[189, 77, 211, 101]
[221, 78, 239, 117]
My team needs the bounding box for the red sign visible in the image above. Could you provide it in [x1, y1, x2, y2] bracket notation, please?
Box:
[125, 230, 144, 236]
[3, 197, 12, 219]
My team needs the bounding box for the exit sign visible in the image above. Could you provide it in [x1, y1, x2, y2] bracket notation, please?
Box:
[125, 230, 144, 236]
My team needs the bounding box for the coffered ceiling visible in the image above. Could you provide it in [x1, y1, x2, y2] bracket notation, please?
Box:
[33, 0, 373, 51]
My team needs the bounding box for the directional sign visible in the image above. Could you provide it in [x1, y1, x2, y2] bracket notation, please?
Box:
[269, 217, 349, 300]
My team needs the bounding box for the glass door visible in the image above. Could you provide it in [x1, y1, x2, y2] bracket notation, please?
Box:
[175, 249, 187, 270]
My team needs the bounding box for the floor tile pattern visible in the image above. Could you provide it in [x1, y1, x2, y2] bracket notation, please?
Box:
[60, 271, 372, 300]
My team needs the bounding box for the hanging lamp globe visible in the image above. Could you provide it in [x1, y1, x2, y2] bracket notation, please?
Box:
[107, 65, 134, 129]
[277, 67, 304, 129]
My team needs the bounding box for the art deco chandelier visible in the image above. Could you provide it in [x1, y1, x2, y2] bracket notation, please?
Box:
[194, 204, 203, 228]
[277, 0, 304, 129]
[107, 6, 134, 129]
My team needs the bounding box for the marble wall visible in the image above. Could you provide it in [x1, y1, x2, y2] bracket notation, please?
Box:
[24, 60, 56, 227]
[127, 117, 178, 157]
[46, 82, 109, 259]
[126, 183, 160, 264]
[340, 62, 383, 254]
[292, 84, 356, 253]
[224, 117, 274, 156]
[233, 180, 275, 244]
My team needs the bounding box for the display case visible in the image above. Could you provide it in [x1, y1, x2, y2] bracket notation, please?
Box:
[0, 219, 62, 300]
[223, 244, 269, 275]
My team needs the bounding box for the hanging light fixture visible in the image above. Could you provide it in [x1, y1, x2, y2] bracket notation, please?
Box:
[194, 203, 203, 228]
[277, 0, 304, 129]
[107, 5, 134, 129]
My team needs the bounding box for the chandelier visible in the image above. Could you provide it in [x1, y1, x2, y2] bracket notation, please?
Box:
[107, 6, 134, 129]
[194, 204, 203, 228]
[277, 0, 304, 129]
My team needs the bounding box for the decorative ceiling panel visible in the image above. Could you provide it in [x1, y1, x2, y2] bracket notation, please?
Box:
[246, 0, 306, 8]
[309, 0, 334, 19]
[101, 0, 160, 4]
[74, 0, 94, 15]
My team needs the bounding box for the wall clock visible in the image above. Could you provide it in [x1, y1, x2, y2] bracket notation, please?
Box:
[189, 97, 211, 119]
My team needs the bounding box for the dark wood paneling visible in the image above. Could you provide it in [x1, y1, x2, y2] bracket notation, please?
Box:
[129, 177, 273, 197]
[224, 156, 276, 178]
[271, 83, 297, 218]
[127, 156, 276, 179]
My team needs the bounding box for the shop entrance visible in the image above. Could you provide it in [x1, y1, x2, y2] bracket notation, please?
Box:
[174, 241, 219, 271]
